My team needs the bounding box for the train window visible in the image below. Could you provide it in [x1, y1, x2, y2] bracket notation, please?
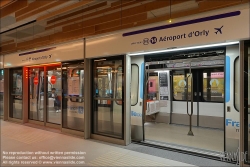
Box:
[173, 71, 190, 101]
[131, 64, 139, 106]
[234, 57, 240, 111]
[203, 70, 224, 102]
[147, 72, 159, 100]
[173, 73, 184, 100]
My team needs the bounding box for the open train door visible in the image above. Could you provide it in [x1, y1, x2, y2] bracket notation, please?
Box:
[131, 56, 144, 141]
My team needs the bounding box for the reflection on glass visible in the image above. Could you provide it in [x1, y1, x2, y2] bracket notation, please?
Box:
[147, 72, 159, 100]
[93, 58, 123, 138]
[203, 71, 224, 102]
[234, 58, 240, 110]
[62, 62, 84, 131]
[47, 66, 61, 124]
[131, 65, 139, 105]
[116, 66, 123, 105]
[0, 69, 3, 116]
[173, 72, 191, 100]
[29, 68, 44, 121]
[10, 69, 23, 119]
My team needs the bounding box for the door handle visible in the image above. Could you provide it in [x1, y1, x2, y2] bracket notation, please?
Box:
[194, 92, 197, 96]
[199, 92, 201, 96]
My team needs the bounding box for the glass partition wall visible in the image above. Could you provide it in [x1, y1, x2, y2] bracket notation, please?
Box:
[9, 68, 23, 119]
[62, 61, 85, 132]
[29, 67, 44, 121]
[0, 69, 3, 117]
[46, 65, 62, 124]
[92, 56, 124, 139]
[28, 64, 62, 126]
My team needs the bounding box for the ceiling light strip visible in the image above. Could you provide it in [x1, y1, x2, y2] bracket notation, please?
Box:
[128, 41, 239, 56]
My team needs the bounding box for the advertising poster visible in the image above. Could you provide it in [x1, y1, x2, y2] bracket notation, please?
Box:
[68, 77, 80, 95]
[159, 72, 168, 106]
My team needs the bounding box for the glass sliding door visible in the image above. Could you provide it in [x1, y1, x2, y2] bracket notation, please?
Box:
[29, 67, 44, 121]
[9, 68, 23, 119]
[27, 64, 62, 126]
[0, 69, 3, 117]
[62, 61, 84, 131]
[92, 56, 124, 139]
[46, 65, 62, 124]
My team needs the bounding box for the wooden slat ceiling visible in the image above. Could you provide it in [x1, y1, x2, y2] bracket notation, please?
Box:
[0, 0, 14, 9]
[0, 0, 249, 55]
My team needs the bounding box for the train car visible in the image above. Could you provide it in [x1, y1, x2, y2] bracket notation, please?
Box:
[85, 3, 250, 158]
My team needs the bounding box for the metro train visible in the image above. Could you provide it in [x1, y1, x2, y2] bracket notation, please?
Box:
[1, 2, 250, 158]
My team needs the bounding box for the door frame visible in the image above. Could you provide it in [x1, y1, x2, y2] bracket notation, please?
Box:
[27, 63, 62, 129]
[91, 55, 125, 141]
[170, 67, 225, 127]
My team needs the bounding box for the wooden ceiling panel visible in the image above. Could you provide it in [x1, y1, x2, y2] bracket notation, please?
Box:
[0, 0, 14, 8]
[47, 1, 108, 25]
[120, 0, 188, 18]
[111, 0, 135, 7]
[62, 11, 122, 32]
[198, 0, 245, 11]
[0, 39, 15, 46]
[0, 0, 28, 18]
[15, 0, 55, 18]
[61, 0, 186, 33]
[36, 0, 94, 21]
[1, 0, 249, 55]
[45, 0, 148, 30]
[46, 26, 95, 44]
[16, 0, 70, 22]
[95, 13, 147, 31]
[195, 0, 205, 2]
[0, 43, 16, 53]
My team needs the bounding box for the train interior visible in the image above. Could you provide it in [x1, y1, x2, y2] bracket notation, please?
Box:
[142, 47, 226, 155]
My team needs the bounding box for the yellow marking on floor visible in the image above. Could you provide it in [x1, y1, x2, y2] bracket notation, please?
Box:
[88, 151, 168, 166]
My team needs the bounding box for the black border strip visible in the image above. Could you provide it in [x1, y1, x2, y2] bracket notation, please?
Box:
[132, 141, 236, 164]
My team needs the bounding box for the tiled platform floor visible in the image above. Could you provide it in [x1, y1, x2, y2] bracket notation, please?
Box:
[0, 120, 195, 166]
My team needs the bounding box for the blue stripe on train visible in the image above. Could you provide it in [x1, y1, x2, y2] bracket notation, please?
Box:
[140, 62, 144, 99]
[225, 56, 230, 103]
